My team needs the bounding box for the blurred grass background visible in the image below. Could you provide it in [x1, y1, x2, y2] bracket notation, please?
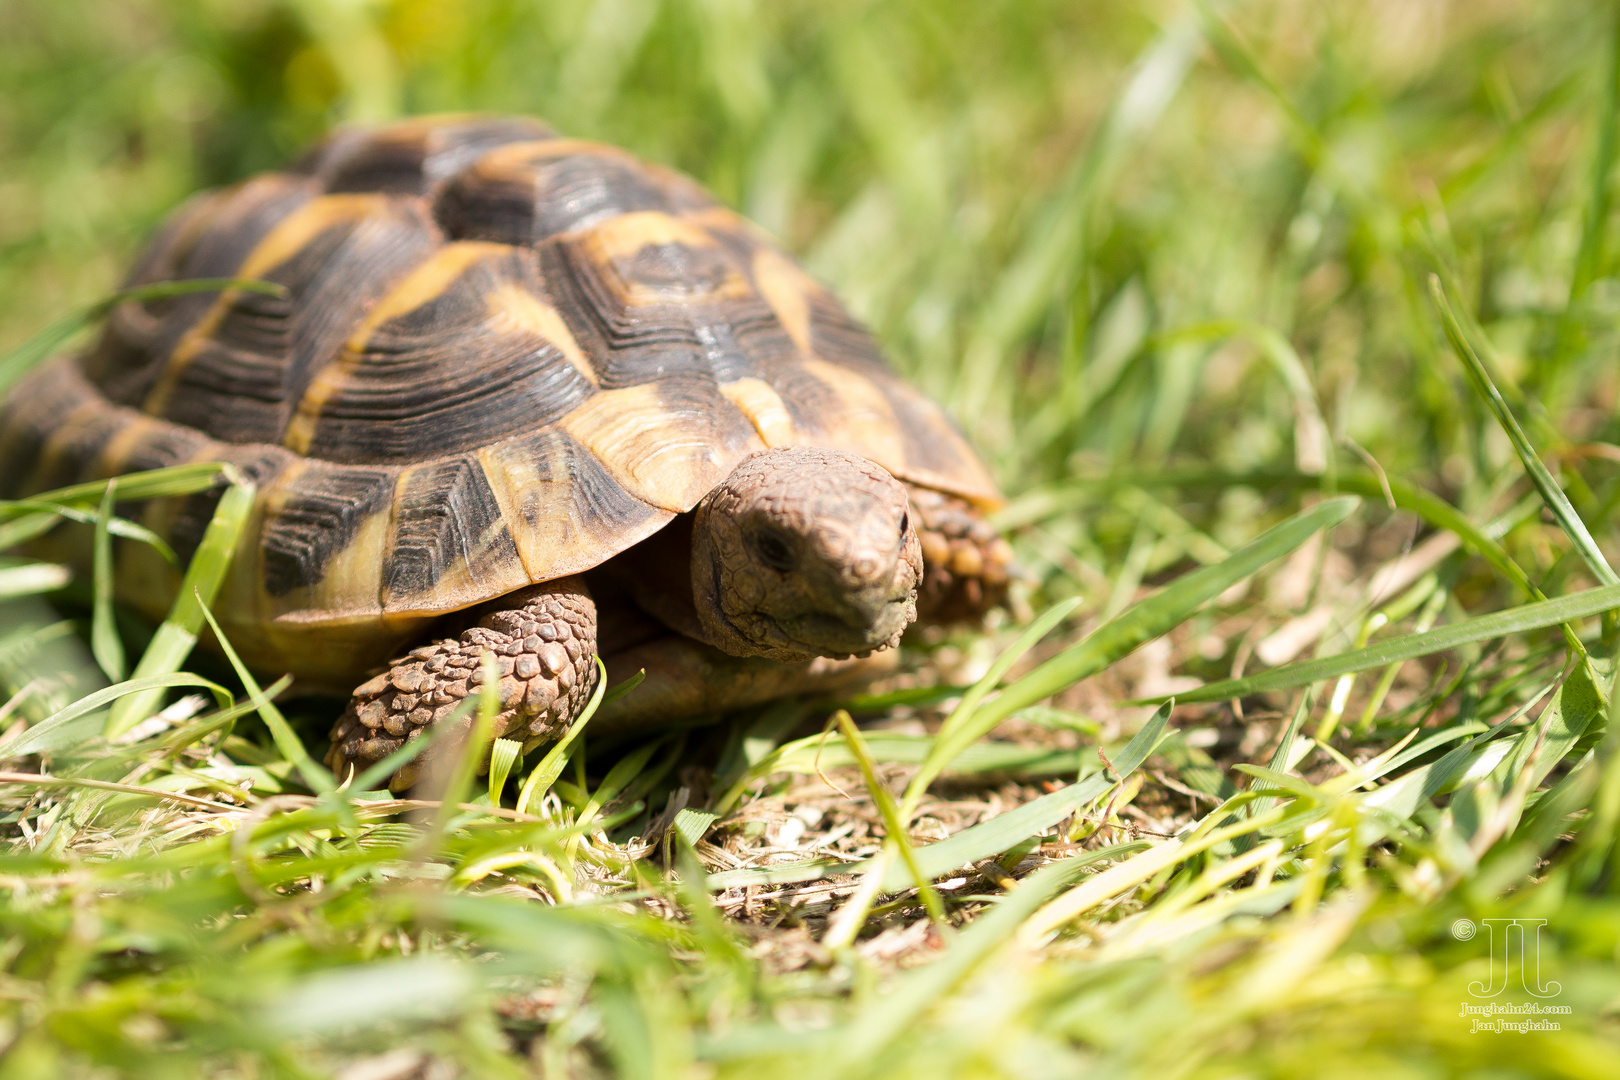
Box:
[5, 0, 1618, 577]
[7, 0, 1620, 1076]
[10, 0, 1604, 508]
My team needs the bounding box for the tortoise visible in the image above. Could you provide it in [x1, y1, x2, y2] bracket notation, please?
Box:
[0, 115, 1012, 788]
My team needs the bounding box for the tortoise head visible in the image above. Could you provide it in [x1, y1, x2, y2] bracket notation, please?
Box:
[690, 447, 922, 662]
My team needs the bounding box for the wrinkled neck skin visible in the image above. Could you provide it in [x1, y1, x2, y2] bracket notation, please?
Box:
[688, 447, 922, 663]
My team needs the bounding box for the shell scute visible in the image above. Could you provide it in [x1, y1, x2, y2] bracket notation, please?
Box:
[434, 139, 712, 245]
[157, 198, 440, 445]
[536, 213, 776, 391]
[383, 454, 529, 614]
[286, 243, 597, 463]
[475, 427, 668, 584]
[260, 459, 399, 600]
[307, 114, 558, 195]
[89, 176, 318, 409]
[558, 381, 765, 512]
[8, 114, 999, 670]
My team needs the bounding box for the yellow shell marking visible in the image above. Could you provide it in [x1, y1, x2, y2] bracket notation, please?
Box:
[343, 240, 515, 352]
[308, 505, 392, 617]
[142, 192, 389, 417]
[471, 137, 640, 175]
[255, 461, 389, 621]
[475, 437, 569, 582]
[580, 210, 718, 261]
[749, 247, 817, 358]
[476, 432, 672, 582]
[800, 358, 911, 476]
[720, 377, 798, 447]
[483, 283, 599, 386]
[94, 413, 170, 478]
[560, 383, 764, 512]
[283, 241, 514, 454]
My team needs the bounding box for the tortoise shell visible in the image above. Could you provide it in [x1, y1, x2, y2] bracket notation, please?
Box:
[0, 115, 999, 680]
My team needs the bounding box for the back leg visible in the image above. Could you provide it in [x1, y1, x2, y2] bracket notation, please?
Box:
[327, 576, 598, 791]
[904, 485, 1014, 624]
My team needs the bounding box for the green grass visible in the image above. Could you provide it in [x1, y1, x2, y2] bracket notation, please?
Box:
[5, 0, 1620, 1076]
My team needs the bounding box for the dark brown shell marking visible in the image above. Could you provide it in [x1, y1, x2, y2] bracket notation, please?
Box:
[0, 114, 1000, 676]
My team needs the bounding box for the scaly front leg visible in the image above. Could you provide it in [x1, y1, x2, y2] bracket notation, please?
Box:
[327, 576, 598, 791]
[903, 486, 1015, 623]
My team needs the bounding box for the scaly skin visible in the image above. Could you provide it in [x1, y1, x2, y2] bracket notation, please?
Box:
[690, 447, 922, 662]
[326, 577, 598, 791]
[905, 485, 1015, 624]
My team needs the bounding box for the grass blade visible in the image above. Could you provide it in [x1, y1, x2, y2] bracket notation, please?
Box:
[1552, 6, 1620, 383]
[2, 673, 235, 758]
[1156, 319, 1332, 475]
[834, 709, 945, 923]
[0, 563, 71, 599]
[705, 701, 1173, 892]
[1, 499, 176, 562]
[564, 734, 671, 860]
[1160, 583, 1620, 705]
[897, 595, 1083, 823]
[514, 658, 611, 816]
[1243, 688, 1317, 835]
[488, 738, 522, 804]
[953, 11, 1200, 416]
[89, 481, 124, 683]
[0, 512, 61, 552]
[827, 843, 1145, 1068]
[1098, 466, 1592, 656]
[1430, 275, 1618, 588]
[1018, 804, 1291, 943]
[194, 593, 334, 797]
[0, 770, 240, 812]
[24, 464, 232, 507]
[106, 477, 254, 736]
[965, 496, 1358, 734]
[1084, 467, 1547, 601]
[730, 731, 1088, 780]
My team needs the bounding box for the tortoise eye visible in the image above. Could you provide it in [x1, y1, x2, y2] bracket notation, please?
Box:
[755, 531, 795, 571]
[899, 511, 909, 539]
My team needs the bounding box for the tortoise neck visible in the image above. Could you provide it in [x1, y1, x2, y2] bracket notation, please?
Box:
[592, 513, 713, 647]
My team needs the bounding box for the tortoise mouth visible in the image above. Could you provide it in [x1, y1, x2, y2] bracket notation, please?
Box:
[775, 603, 912, 658]
[715, 592, 913, 661]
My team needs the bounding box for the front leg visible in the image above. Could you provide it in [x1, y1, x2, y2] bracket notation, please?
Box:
[327, 576, 598, 791]
[904, 486, 1015, 624]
